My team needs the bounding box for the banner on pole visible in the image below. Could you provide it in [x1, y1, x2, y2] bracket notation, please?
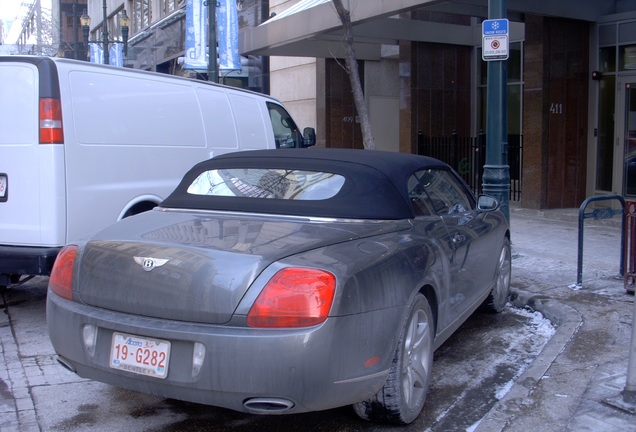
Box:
[217, 0, 240, 70]
[185, 0, 241, 71]
[89, 43, 124, 66]
[185, 0, 208, 69]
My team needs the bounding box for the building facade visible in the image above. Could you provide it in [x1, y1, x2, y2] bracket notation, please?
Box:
[54, 0, 88, 59]
[66, 0, 636, 209]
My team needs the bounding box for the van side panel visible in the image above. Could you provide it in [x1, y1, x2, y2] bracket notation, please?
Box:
[196, 86, 239, 153]
[60, 66, 212, 242]
[228, 93, 273, 150]
[0, 62, 66, 247]
[69, 70, 206, 146]
[38, 146, 67, 245]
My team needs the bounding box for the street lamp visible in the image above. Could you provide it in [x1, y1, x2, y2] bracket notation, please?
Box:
[80, 1, 130, 65]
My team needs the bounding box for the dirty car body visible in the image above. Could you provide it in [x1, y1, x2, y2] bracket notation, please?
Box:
[47, 148, 510, 424]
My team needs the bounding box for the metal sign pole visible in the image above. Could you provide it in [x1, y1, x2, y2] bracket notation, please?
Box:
[482, 0, 510, 222]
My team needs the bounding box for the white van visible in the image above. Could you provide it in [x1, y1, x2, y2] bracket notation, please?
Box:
[0, 56, 315, 288]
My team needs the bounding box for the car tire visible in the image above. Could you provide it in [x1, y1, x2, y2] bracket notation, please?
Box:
[352, 293, 434, 425]
[483, 237, 511, 313]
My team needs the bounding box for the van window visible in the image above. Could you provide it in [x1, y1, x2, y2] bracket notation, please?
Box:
[70, 71, 206, 147]
[267, 102, 301, 148]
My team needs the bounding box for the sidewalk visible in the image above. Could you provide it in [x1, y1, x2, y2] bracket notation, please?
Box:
[476, 207, 635, 432]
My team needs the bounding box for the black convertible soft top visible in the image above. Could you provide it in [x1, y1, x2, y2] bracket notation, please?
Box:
[161, 148, 451, 219]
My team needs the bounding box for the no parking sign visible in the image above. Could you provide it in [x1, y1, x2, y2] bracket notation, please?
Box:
[482, 19, 509, 61]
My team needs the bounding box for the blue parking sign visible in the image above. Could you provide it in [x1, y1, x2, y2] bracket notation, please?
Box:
[483, 19, 509, 36]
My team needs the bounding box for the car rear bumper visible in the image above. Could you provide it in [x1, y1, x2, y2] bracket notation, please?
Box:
[0, 245, 61, 277]
[47, 291, 400, 414]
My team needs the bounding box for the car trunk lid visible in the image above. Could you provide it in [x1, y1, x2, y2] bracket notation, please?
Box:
[76, 210, 408, 324]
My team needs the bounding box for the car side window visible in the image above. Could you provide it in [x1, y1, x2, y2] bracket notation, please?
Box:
[407, 173, 434, 216]
[414, 169, 474, 216]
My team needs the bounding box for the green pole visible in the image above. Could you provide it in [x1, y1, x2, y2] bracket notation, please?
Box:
[102, 0, 109, 65]
[482, 0, 510, 222]
[208, 0, 218, 82]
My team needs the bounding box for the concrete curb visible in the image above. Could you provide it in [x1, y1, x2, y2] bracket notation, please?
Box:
[474, 289, 584, 432]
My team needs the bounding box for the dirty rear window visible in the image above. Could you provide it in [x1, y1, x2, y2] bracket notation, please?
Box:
[186, 168, 345, 200]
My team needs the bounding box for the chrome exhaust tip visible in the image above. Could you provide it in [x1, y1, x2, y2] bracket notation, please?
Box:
[55, 355, 77, 373]
[243, 398, 295, 414]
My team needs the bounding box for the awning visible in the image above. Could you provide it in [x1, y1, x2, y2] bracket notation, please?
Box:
[239, 0, 444, 60]
[239, 0, 616, 59]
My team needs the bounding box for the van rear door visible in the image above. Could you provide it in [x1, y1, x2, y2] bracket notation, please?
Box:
[0, 58, 66, 248]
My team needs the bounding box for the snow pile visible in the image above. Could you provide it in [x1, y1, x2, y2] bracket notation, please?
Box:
[493, 306, 556, 399]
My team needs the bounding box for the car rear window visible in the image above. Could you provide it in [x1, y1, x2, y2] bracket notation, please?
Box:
[186, 168, 345, 200]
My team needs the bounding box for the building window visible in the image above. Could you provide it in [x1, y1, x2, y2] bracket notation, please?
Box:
[132, 0, 152, 32]
[89, 8, 127, 43]
[161, 0, 185, 17]
[621, 44, 636, 71]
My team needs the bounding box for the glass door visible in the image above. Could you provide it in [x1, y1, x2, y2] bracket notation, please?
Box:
[618, 76, 636, 197]
[596, 74, 615, 193]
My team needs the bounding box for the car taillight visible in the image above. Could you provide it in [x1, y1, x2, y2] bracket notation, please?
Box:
[49, 245, 77, 300]
[247, 268, 336, 328]
[39, 98, 64, 144]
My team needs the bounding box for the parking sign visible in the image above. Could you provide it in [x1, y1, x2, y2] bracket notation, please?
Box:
[482, 19, 509, 61]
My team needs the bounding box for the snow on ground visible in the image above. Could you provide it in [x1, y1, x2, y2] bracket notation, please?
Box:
[420, 303, 556, 432]
[493, 307, 556, 399]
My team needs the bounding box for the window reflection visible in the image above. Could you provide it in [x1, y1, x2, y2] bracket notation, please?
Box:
[187, 169, 345, 200]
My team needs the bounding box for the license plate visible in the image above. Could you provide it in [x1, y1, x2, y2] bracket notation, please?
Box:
[110, 332, 171, 379]
[0, 174, 6, 201]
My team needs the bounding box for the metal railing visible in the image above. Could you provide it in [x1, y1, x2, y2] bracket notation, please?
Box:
[417, 131, 523, 201]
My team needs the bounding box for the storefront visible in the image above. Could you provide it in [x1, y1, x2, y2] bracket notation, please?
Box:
[596, 15, 636, 200]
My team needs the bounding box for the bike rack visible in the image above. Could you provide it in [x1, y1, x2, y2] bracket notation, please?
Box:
[576, 195, 625, 288]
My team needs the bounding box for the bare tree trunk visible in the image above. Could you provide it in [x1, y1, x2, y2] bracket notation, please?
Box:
[332, 0, 375, 150]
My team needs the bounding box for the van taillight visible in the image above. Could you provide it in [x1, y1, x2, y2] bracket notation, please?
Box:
[39, 98, 64, 144]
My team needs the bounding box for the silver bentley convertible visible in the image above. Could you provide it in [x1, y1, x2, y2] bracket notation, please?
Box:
[47, 148, 510, 425]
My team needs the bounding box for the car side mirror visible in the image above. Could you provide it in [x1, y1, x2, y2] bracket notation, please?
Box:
[302, 127, 316, 147]
[477, 195, 499, 212]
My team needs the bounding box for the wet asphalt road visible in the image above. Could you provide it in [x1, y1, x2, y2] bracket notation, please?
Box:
[2, 276, 550, 432]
